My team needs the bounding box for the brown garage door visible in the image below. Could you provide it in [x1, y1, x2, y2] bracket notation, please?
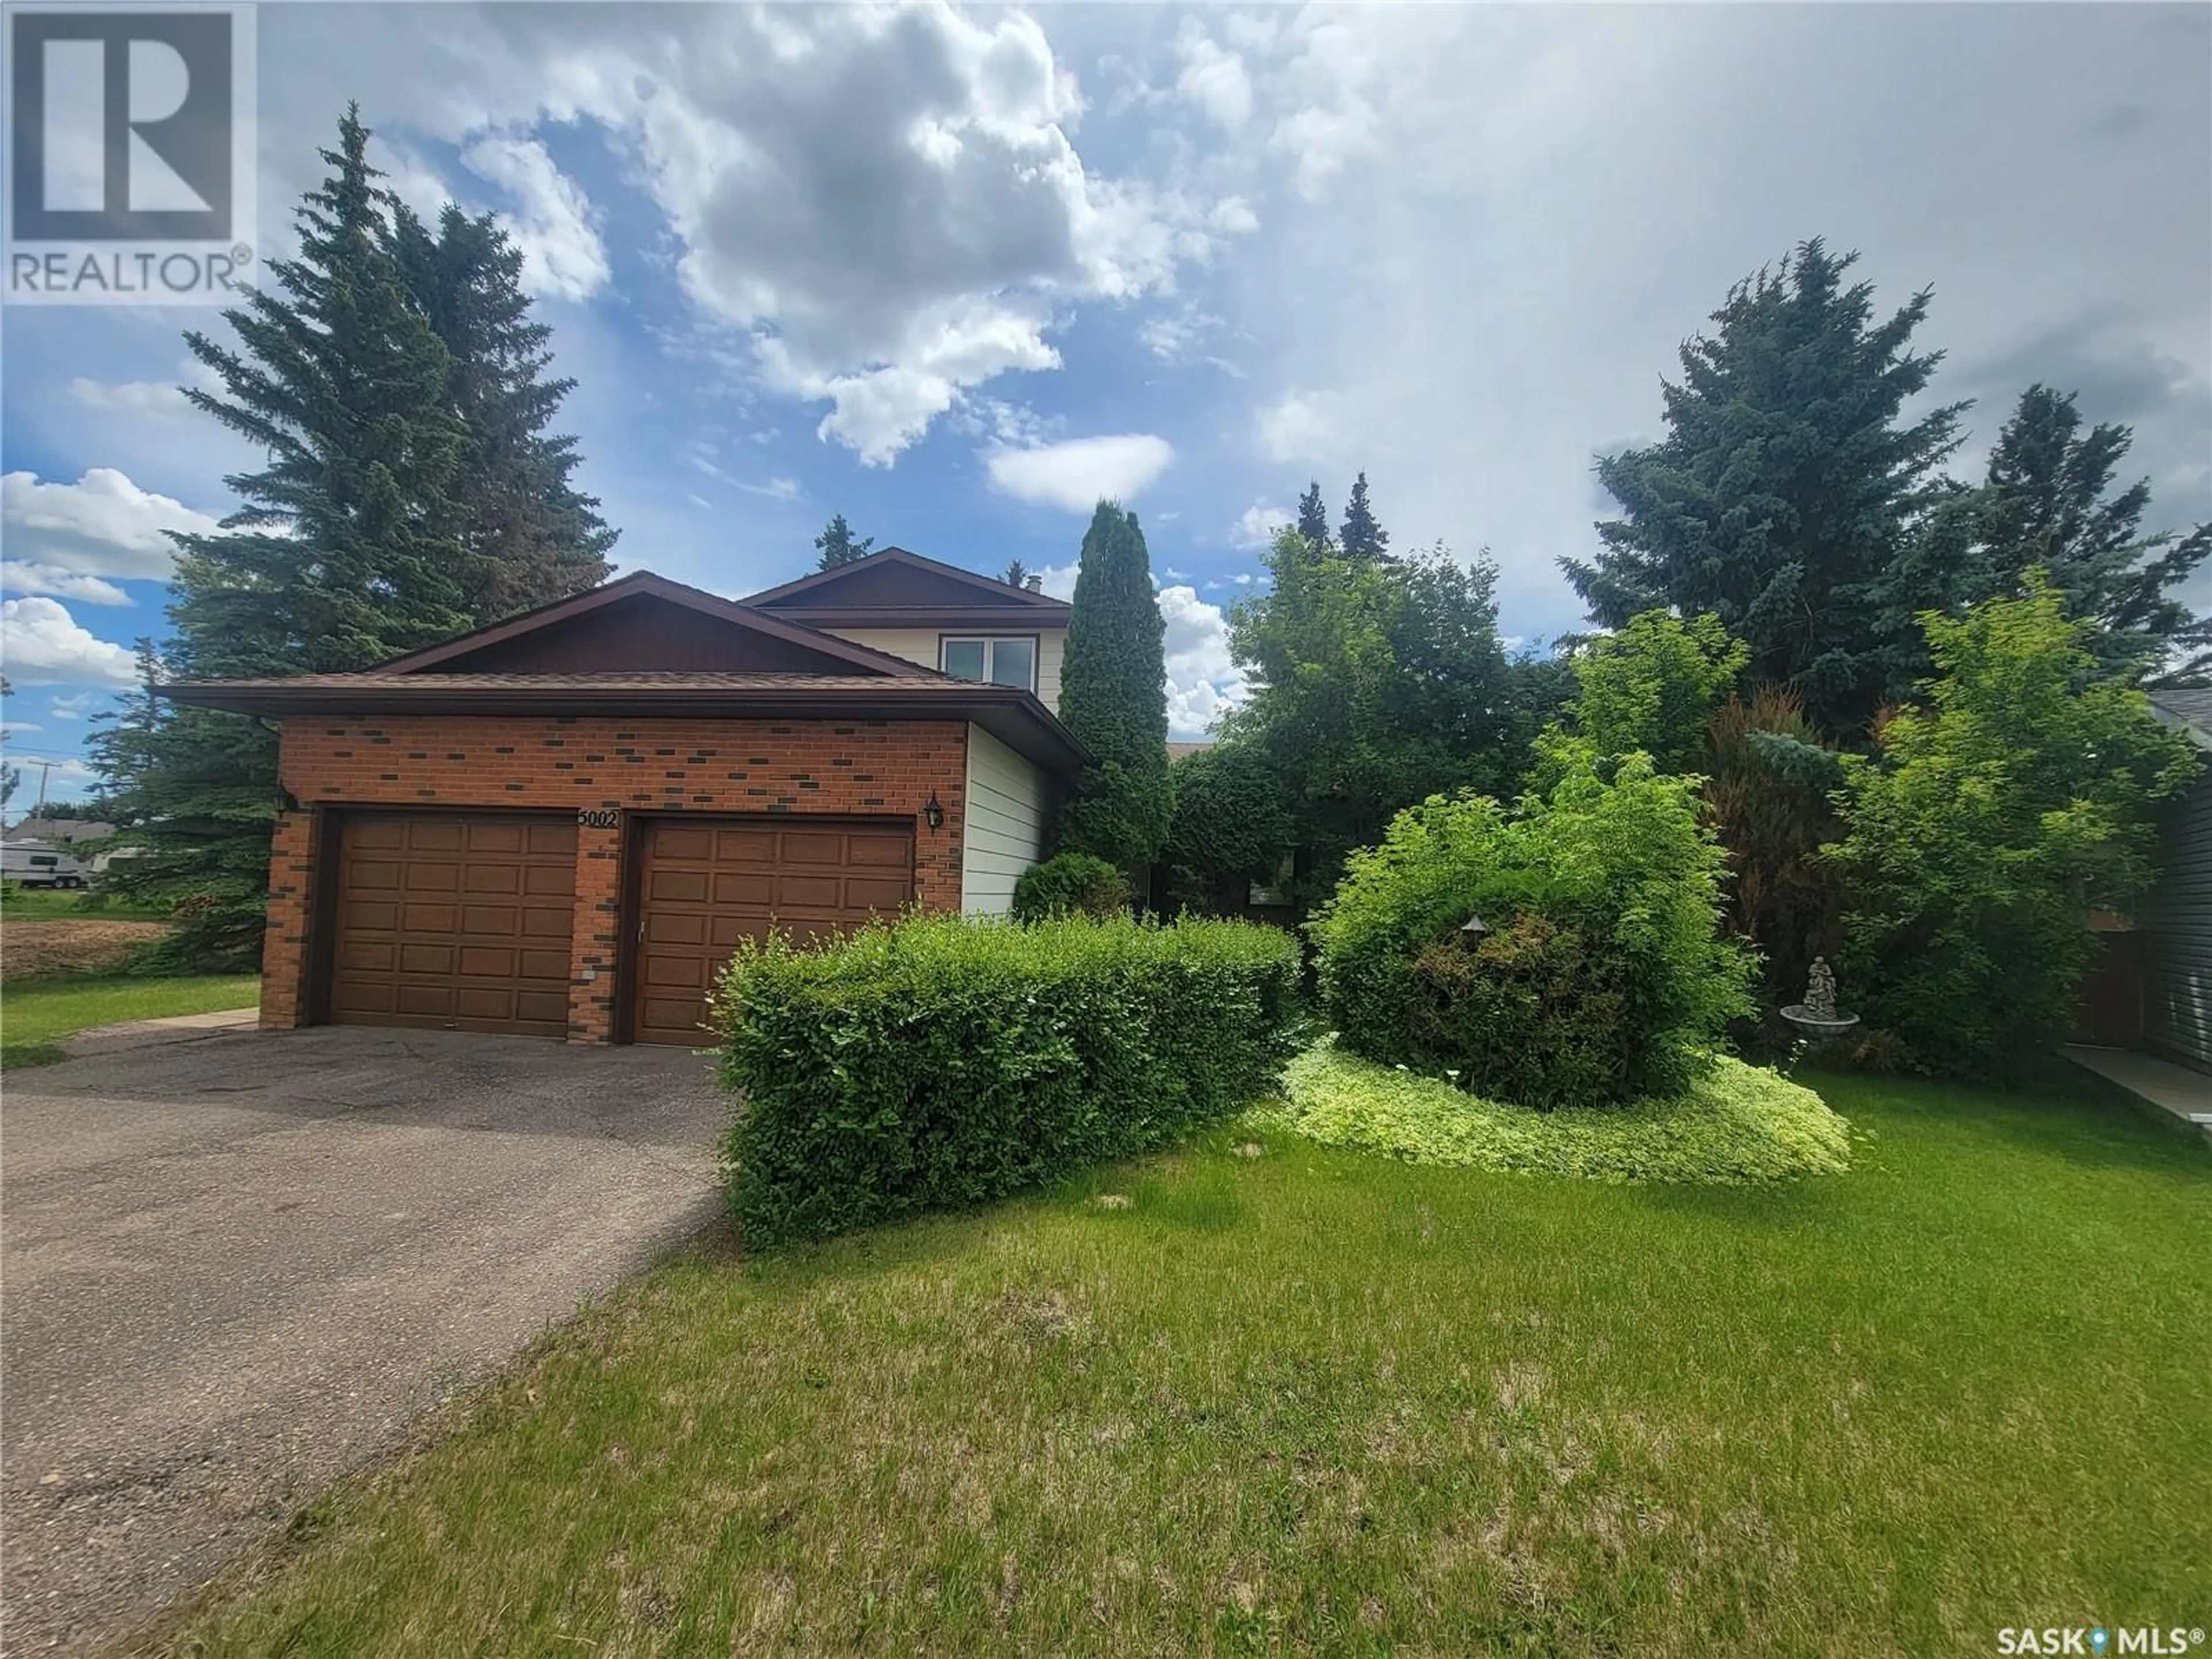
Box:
[328, 814, 576, 1037]
[631, 817, 914, 1046]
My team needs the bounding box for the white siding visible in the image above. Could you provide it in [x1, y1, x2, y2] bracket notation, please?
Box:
[830, 627, 1066, 715]
[2146, 773, 2212, 1071]
[961, 723, 1048, 914]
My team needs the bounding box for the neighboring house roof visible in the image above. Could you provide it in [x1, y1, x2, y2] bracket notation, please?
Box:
[1166, 741, 1214, 763]
[741, 546, 1072, 631]
[2149, 688, 2212, 752]
[4, 817, 116, 843]
[372, 570, 937, 679]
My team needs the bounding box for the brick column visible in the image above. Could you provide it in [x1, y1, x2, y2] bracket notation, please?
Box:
[568, 816, 624, 1043]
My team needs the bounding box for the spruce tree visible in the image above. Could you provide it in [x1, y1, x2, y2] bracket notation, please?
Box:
[391, 203, 616, 617]
[1001, 558, 1030, 588]
[1978, 384, 2210, 681]
[1563, 240, 1968, 735]
[97, 109, 482, 963]
[1296, 480, 1331, 548]
[813, 514, 873, 570]
[1339, 471, 1390, 563]
[1055, 502, 1173, 869]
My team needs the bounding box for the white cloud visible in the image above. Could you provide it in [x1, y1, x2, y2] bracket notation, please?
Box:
[1230, 502, 1293, 548]
[1034, 562, 1080, 601]
[460, 132, 611, 302]
[0, 598, 139, 685]
[65, 377, 187, 416]
[1, 563, 132, 606]
[1208, 196, 1260, 236]
[1, 469, 221, 583]
[49, 692, 104, 721]
[1157, 584, 1247, 737]
[1175, 25, 1254, 131]
[737, 476, 803, 502]
[1, 721, 42, 735]
[985, 434, 1176, 511]
[1256, 391, 1351, 463]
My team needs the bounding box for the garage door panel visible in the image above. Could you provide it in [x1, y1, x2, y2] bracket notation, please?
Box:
[523, 863, 574, 897]
[847, 835, 913, 869]
[461, 863, 521, 896]
[845, 876, 912, 910]
[329, 814, 575, 1038]
[711, 870, 775, 907]
[631, 816, 913, 1045]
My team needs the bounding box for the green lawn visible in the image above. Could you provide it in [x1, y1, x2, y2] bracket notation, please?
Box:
[145, 1069, 2209, 1657]
[0, 975, 259, 1068]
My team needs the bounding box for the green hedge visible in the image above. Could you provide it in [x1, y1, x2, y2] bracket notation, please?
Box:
[1010, 851, 1129, 922]
[715, 912, 1302, 1248]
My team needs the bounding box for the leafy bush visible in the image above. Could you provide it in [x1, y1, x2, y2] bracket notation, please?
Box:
[1161, 744, 1290, 915]
[1705, 685, 1844, 1005]
[1010, 851, 1130, 922]
[715, 913, 1301, 1247]
[1249, 1037, 1849, 1184]
[1312, 742, 1755, 1104]
[1407, 915, 1629, 1109]
[1566, 609, 1747, 774]
[1830, 578, 2200, 1076]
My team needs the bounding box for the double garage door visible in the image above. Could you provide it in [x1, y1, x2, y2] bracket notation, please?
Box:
[326, 812, 913, 1044]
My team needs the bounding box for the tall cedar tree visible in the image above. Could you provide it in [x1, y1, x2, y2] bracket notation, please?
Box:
[814, 514, 873, 570]
[1339, 471, 1391, 563]
[390, 202, 616, 615]
[1565, 240, 1968, 736]
[1295, 481, 1332, 548]
[92, 110, 585, 964]
[1055, 503, 1173, 869]
[1978, 384, 2211, 682]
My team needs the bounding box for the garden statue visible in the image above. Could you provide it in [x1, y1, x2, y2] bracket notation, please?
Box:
[1780, 955, 1859, 1043]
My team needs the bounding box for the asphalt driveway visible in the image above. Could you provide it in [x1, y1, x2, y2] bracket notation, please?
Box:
[1, 1025, 724, 1654]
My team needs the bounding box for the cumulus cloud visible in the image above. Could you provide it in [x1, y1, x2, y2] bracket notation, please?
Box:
[1175, 24, 1254, 131]
[1, 469, 221, 583]
[0, 597, 139, 685]
[1157, 584, 1247, 737]
[1230, 502, 1293, 548]
[66, 377, 187, 416]
[1033, 562, 1080, 601]
[411, 5, 1239, 462]
[1, 563, 131, 606]
[986, 435, 1176, 511]
[461, 132, 611, 302]
[1256, 391, 1351, 463]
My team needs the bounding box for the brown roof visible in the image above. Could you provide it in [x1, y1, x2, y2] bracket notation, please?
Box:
[1166, 740, 1214, 762]
[372, 571, 935, 678]
[741, 546, 1071, 628]
[161, 671, 1089, 778]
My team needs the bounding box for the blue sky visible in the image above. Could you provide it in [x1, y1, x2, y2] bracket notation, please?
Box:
[5, 2, 2209, 802]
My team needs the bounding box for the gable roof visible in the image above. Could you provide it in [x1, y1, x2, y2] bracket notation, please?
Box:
[741, 546, 1071, 627]
[2149, 688, 2212, 752]
[374, 571, 935, 678]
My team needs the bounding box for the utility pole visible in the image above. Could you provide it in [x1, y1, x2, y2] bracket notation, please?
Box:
[25, 757, 59, 816]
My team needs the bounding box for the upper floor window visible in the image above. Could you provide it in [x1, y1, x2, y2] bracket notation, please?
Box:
[941, 637, 1037, 692]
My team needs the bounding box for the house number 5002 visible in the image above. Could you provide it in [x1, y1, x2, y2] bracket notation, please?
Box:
[577, 808, 621, 829]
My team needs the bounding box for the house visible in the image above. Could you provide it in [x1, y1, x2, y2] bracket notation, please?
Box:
[2141, 688, 2212, 1072]
[166, 552, 1083, 1047]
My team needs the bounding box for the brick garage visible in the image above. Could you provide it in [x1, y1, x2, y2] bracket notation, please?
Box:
[170, 574, 1084, 1046]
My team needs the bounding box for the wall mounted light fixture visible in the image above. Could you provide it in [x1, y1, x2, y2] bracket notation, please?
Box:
[923, 791, 945, 832]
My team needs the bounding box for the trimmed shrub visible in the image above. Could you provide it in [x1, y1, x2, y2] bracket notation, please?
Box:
[1011, 851, 1129, 922]
[1312, 741, 1755, 1104]
[715, 913, 1301, 1248]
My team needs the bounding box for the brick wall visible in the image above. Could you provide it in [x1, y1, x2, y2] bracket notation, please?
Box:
[264, 713, 968, 1043]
